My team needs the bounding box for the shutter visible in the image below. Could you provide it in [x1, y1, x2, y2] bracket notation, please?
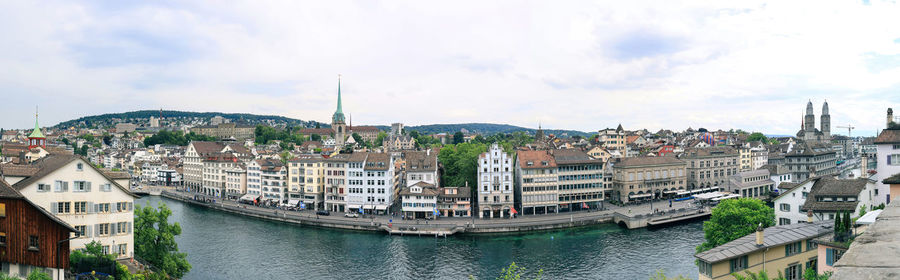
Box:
[129, 202, 133, 211]
[95, 224, 100, 236]
[51, 202, 58, 214]
[110, 223, 117, 236]
[87, 202, 93, 214]
[127, 222, 132, 234]
[94, 203, 99, 213]
[86, 182, 92, 192]
[85, 225, 92, 237]
[826, 248, 834, 266]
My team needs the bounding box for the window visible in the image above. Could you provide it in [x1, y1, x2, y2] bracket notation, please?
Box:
[57, 202, 71, 214]
[826, 248, 845, 266]
[780, 203, 791, 212]
[730, 255, 748, 273]
[117, 222, 128, 234]
[785, 263, 801, 280]
[37, 184, 50, 192]
[785, 241, 802, 256]
[806, 240, 817, 251]
[28, 235, 38, 251]
[698, 260, 712, 277]
[101, 184, 112, 192]
[75, 225, 87, 238]
[98, 224, 110, 236]
[0, 232, 6, 246]
[102, 245, 110, 255]
[118, 244, 127, 256]
[779, 218, 792, 225]
[74, 202, 87, 214]
[77, 163, 84, 171]
[54, 181, 69, 192]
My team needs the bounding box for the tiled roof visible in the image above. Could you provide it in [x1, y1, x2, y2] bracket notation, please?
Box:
[614, 156, 685, 168]
[348, 152, 369, 162]
[801, 178, 870, 212]
[364, 153, 390, 171]
[439, 186, 471, 198]
[695, 221, 833, 263]
[404, 151, 437, 172]
[517, 150, 556, 169]
[550, 149, 599, 165]
[101, 169, 132, 179]
[190, 141, 226, 155]
[10, 155, 137, 197]
[883, 172, 900, 184]
[350, 126, 380, 132]
[0, 179, 75, 231]
[0, 164, 40, 177]
[874, 129, 900, 144]
[787, 141, 834, 156]
[681, 146, 738, 158]
[299, 128, 333, 135]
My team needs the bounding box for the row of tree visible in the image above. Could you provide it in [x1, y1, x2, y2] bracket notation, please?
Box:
[143, 130, 216, 146]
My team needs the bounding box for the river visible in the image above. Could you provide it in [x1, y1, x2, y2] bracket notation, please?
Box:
[137, 196, 704, 280]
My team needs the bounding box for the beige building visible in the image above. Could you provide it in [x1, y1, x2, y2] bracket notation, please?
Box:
[224, 165, 247, 200]
[598, 124, 626, 152]
[695, 221, 831, 280]
[190, 123, 255, 140]
[681, 147, 740, 191]
[201, 153, 241, 198]
[611, 156, 686, 203]
[552, 149, 605, 211]
[515, 150, 559, 215]
[739, 145, 752, 171]
[727, 169, 776, 199]
[11, 155, 137, 259]
[324, 154, 349, 212]
[287, 155, 326, 209]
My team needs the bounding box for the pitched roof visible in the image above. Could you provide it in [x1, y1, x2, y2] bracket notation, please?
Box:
[10, 155, 137, 198]
[364, 153, 390, 171]
[350, 126, 380, 132]
[786, 141, 834, 156]
[801, 178, 870, 212]
[550, 149, 599, 165]
[874, 129, 900, 144]
[404, 151, 437, 172]
[348, 152, 369, 162]
[101, 169, 131, 179]
[190, 141, 226, 155]
[613, 156, 685, 168]
[517, 150, 556, 169]
[0, 164, 39, 177]
[695, 221, 833, 263]
[0, 179, 75, 232]
[884, 172, 900, 184]
[681, 146, 738, 158]
[439, 186, 471, 198]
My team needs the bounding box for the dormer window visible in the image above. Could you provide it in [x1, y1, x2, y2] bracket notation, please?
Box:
[76, 163, 84, 171]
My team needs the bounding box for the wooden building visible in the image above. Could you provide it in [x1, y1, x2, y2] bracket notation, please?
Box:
[0, 179, 75, 279]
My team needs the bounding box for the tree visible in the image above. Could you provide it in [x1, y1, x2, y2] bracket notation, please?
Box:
[135, 202, 191, 278]
[352, 133, 363, 145]
[453, 132, 465, 144]
[375, 131, 388, 147]
[310, 134, 322, 141]
[438, 142, 487, 187]
[697, 198, 775, 253]
[747, 132, 767, 143]
[649, 270, 690, 280]
[315, 122, 321, 129]
[494, 262, 543, 280]
[26, 271, 51, 280]
[731, 270, 782, 280]
[409, 130, 420, 139]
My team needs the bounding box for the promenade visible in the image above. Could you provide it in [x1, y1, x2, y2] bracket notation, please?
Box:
[140, 186, 708, 236]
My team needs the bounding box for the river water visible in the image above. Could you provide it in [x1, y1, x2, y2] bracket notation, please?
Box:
[137, 196, 704, 280]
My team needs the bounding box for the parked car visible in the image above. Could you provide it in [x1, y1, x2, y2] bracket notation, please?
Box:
[316, 210, 330, 216]
[344, 213, 359, 218]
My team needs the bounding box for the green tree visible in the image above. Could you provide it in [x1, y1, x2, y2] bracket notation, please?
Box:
[747, 132, 767, 143]
[352, 133, 363, 146]
[802, 268, 831, 280]
[135, 202, 191, 279]
[310, 133, 322, 142]
[697, 198, 775, 253]
[26, 271, 51, 280]
[731, 270, 783, 280]
[493, 262, 543, 280]
[375, 131, 388, 147]
[453, 132, 465, 144]
[409, 130, 420, 139]
[649, 270, 690, 280]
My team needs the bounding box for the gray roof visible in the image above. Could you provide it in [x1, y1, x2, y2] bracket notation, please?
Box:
[551, 149, 600, 165]
[695, 221, 833, 263]
[801, 177, 870, 212]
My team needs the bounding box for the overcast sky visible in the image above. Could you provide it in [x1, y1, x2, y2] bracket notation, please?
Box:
[2, 1, 899, 136]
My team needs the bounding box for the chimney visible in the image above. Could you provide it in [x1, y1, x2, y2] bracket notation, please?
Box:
[889, 108, 894, 128]
[860, 155, 869, 179]
[755, 223, 764, 246]
[807, 210, 813, 223]
[426, 149, 430, 156]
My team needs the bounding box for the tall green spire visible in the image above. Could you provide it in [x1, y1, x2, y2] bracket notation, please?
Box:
[332, 75, 346, 124]
[28, 106, 44, 139]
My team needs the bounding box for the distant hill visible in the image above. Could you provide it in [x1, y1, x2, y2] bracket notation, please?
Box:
[382, 123, 591, 137]
[54, 110, 312, 129]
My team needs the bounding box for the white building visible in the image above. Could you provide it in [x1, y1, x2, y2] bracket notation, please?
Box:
[774, 176, 877, 226]
[405, 150, 439, 187]
[140, 162, 163, 183]
[224, 165, 247, 200]
[874, 123, 900, 205]
[400, 182, 439, 219]
[10, 155, 136, 260]
[478, 143, 514, 218]
[201, 154, 241, 198]
[345, 153, 396, 215]
[156, 168, 181, 186]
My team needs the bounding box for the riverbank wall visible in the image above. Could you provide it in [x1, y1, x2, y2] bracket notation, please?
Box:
[159, 191, 624, 235]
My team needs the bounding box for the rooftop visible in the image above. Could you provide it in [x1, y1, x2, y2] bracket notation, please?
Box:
[831, 201, 900, 279]
[695, 221, 833, 263]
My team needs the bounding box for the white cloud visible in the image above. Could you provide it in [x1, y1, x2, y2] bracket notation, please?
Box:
[1, 0, 900, 136]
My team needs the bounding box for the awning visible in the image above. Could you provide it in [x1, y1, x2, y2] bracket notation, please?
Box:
[663, 190, 678, 194]
[363, 205, 375, 209]
[239, 194, 257, 201]
[629, 193, 652, 199]
[375, 205, 388, 210]
[287, 199, 300, 206]
[856, 209, 883, 225]
[676, 191, 691, 196]
[348, 204, 362, 209]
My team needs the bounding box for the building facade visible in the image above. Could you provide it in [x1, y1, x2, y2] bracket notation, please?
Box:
[611, 156, 686, 203]
[515, 150, 558, 215]
[682, 147, 740, 190]
[785, 141, 837, 182]
[727, 169, 776, 199]
[478, 144, 514, 218]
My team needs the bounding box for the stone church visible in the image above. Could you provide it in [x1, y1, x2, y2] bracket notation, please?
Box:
[796, 100, 831, 143]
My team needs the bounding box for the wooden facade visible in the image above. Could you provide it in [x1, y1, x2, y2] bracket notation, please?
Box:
[0, 197, 72, 270]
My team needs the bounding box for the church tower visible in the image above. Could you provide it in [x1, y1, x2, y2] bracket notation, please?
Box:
[804, 100, 815, 133]
[821, 101, 830, 140]
[28, 107, 46, 149]
[332, 76, 347, 147]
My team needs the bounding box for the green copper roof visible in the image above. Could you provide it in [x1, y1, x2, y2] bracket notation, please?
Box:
[28, 113, 44, 139]
[332, 77, 346, 123]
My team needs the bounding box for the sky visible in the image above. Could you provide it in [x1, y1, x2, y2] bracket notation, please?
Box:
[2, 1, 900, 136]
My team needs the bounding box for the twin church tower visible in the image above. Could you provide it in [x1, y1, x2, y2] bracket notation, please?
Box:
[797, 100, 831, 143]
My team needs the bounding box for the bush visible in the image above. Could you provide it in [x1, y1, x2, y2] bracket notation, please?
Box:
[26, 271, 51, 280]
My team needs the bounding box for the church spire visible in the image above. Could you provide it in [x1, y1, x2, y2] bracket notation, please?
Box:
[332, 75, 346, 124]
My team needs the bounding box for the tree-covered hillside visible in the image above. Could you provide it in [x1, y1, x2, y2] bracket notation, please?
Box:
[54, 110, 312, 128]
